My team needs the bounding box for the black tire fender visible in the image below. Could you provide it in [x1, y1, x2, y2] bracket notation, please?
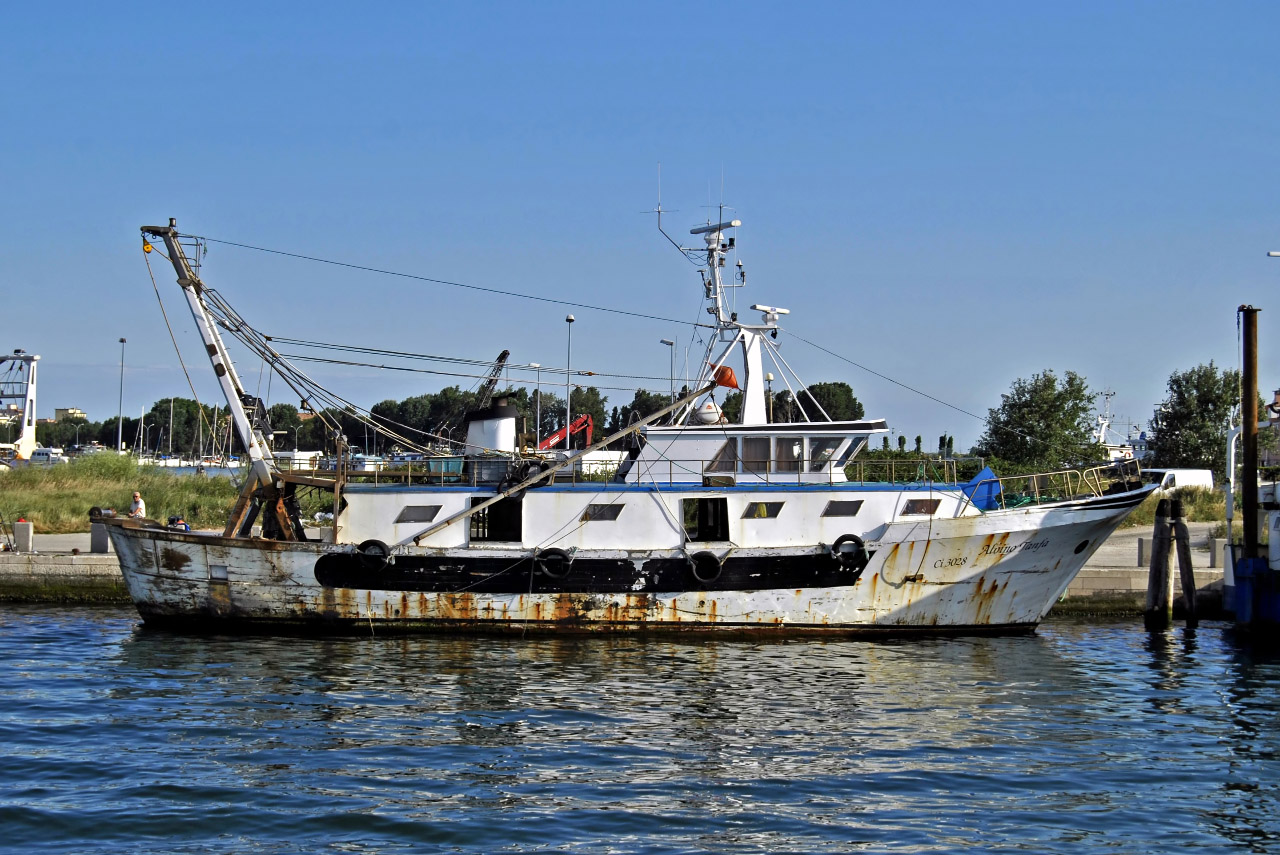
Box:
[689, 550, 723, 584]
[356, 539, 391, 571]
[831, 534, 868, 573]
[536, 547, 573, 579]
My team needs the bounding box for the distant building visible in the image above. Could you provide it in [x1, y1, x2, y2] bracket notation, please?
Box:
[55, 407, 88, 421]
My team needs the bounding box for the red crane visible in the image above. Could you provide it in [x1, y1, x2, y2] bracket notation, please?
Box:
[538, 414, 593, 451]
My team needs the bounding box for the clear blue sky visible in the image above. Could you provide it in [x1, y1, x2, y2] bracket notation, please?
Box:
[3, 3, 1279, 450]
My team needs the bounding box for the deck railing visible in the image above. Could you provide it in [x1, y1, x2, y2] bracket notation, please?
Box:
[957, 458, 1144, 513]
[289, 455, 1146, 501]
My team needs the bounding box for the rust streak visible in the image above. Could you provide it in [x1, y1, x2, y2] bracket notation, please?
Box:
[160, 548, 191, 573]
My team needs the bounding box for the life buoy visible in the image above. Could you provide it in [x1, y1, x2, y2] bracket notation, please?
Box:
[831, 534, 869, 574]
[536, 547, 573, 579]
[689, 550, 723, 584]
[356, 539, 391, 571]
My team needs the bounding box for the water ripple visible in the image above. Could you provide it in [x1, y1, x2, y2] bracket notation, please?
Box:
[0, 607, 1277, 853]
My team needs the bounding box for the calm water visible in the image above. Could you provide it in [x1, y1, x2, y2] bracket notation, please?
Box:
[1, 608, 1277, 855]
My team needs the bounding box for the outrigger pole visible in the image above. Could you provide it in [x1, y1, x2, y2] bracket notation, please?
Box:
[141, 220, 304, 541]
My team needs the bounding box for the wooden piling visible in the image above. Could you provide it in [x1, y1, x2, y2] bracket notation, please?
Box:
[1144, 499, 1173, 631]
[1171, 499, 1199, 628]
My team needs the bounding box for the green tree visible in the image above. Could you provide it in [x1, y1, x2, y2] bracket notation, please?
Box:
[720, 390, 743, 424]
[798, 382, 865, 421]
[568, 386, 608, 447]
[533, 391, 565, 439]
[1146, 361, 1239, 483]
[611, 389, 670, 431]
[974, 370, 1100, 469]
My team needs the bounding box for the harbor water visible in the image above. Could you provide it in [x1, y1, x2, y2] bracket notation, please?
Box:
[1, 607, 1277, 854]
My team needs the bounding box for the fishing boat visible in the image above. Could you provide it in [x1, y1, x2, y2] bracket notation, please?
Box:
[99, 217, 1153, 634]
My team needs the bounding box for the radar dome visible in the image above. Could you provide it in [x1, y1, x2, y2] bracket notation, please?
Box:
[694, 401, 724, 425]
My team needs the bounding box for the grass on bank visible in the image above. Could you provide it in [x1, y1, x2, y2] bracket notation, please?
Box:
[0, 455, 239, 534]
[1120, 486, 1225, 530]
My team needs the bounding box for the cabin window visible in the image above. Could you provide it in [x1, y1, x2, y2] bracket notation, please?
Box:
[901, 499, 941, 516]
[707, 439, 738, 473]
[580, 503, 624, 522]
[394, 505, 442, 524]
[683, 497, 729, 541]
[775, 439, 802, 472]
[741, 437, 771, 474]
[808, 437, 844, 471]
[742, 501, 784, 519]
[822, 500, 864, 517]
[209, 564, 228, 581]
[470, 496, 522, 542]
[835, 439, 865, 468]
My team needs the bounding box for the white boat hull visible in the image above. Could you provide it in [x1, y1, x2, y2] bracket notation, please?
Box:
[104, 489, 1145, 635]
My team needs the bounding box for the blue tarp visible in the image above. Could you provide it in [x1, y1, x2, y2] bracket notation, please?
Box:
[961, 466, 1002, 511]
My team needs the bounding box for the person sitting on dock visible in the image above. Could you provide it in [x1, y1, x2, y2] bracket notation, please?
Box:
[127, 492, 146, 519]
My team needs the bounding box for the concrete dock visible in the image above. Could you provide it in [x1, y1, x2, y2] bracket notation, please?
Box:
[0, 524, 1227, 616]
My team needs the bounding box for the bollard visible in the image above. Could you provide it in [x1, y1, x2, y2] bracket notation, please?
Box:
[13, 521, 34, 553]
[1171, 499, 1198, 628]
[90, 523, 110, 554]
[1137, 537, 1147, 567]
[1144, 499, 1173, 631]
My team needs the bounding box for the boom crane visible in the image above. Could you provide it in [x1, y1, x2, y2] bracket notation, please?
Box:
[475, 350, 510, 410]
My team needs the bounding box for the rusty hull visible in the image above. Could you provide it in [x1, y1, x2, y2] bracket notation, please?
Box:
[102, 495, 1133, 634]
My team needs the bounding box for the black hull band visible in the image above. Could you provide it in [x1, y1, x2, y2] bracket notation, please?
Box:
[313, 551, 867, 595]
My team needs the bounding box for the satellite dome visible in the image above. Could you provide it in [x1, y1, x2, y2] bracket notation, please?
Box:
[694, 401, 724, 425]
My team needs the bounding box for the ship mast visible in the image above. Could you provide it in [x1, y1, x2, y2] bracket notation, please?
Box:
[657, 212, 799, 426]
[141, 220, 303, 540]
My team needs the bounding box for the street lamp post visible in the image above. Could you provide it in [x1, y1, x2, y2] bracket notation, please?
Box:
[74, 423, 82, 448]
[529, 363, 541, 446]
[291, 426, 299, 451]
[765, 372, 774, 423]
[116, 338, 126, 452]
[660, 339, 676, 407]
[565, 315, 575, 450]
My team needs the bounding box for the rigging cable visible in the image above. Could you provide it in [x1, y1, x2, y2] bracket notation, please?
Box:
[142, 247, 219, 443]
[195, 235, 716, 329]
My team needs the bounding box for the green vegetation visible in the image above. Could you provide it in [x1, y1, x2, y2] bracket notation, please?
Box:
[973, 370, 1102, 470]
[1146, 362, 1252, 485]
[0, 455, 239, 534]
[1119, 486, 1225, 529]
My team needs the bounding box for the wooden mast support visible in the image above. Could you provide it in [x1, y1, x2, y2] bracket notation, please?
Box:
[403, 380, 722, 547]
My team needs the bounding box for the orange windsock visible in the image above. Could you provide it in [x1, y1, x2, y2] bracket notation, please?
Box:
[712, 365, 739, 390]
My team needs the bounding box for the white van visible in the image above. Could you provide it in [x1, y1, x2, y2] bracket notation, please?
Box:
[1140, 468, 1214, 492]
[29, 447, 68, 465]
